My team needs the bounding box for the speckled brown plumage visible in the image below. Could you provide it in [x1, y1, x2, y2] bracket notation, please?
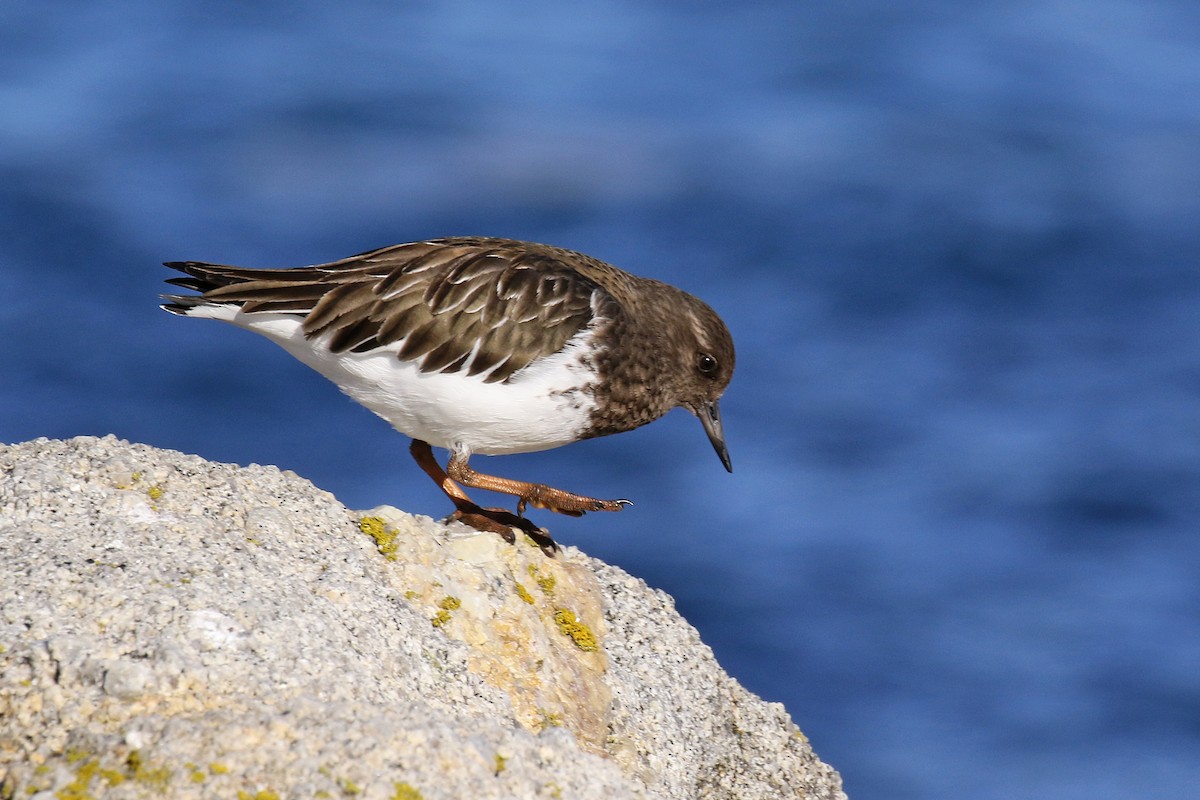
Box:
[165, 238, 625, 384]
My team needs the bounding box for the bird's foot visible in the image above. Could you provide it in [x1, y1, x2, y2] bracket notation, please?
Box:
[448, 504, 560, 556]
[517, 488, 632, 517]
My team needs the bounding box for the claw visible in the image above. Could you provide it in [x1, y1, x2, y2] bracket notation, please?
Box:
[590, 498, 631, 512]
[448, 504, 559, 556]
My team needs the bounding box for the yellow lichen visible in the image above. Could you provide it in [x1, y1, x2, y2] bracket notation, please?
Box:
[52, 757, 123, 800]
[99, 769, 125, 787]
[526, 565, 556, 595]
[358, 516, 399, 560]
[125, 750, 171, 790]
[237, 791, 280, 800]
[553, 609, 598, 652]
[147, 485, 165, 502]
[431, 595, 461, 627]
[514, 582, 535, 604]
[391, 782, 424, 800]
[55, 757, 98, 800]
[338, 777, 363, 794]
[493, 753, 507, 775]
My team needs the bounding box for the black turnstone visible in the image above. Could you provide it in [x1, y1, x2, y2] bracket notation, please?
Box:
[162, 236, 735, 551]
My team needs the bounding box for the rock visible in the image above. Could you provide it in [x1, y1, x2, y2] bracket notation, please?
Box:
[0, 436, 845, 800]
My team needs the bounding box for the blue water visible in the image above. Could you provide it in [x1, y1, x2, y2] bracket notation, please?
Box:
[3, 2, 1198, 797]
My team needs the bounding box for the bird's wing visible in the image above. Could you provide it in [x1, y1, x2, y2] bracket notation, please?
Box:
[164, 237, 615, 384]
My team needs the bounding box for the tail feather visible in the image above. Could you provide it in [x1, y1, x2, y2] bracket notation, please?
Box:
[162, 261, 252, 289]
[160, 293, 212, 316]
[161, 260, 328, 317]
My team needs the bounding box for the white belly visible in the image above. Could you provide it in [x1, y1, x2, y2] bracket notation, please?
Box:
[196, 308, 597, 455]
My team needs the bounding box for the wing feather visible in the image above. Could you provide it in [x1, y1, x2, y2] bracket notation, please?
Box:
[163, 238, 613, 384]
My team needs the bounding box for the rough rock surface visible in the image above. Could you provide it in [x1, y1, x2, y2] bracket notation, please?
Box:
[0, 436, 845, 800]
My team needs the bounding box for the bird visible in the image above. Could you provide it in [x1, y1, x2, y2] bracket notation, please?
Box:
[161, 236, 735, 552]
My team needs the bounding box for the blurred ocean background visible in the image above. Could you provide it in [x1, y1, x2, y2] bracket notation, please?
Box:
[2, 2, 1198, 797]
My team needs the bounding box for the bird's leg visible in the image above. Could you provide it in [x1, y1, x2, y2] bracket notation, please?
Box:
[409, 440, 559, 554]
[445, 448, 631, 517]
[409, 439, 477, 509]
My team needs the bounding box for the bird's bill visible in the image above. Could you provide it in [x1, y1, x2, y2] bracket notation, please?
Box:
[697, 399, 732, 472]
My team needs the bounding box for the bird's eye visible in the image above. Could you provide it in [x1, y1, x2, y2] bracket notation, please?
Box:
[697, 352, 718, 376]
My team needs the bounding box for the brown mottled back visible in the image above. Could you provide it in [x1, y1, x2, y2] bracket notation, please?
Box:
[164, 238, 625, 383]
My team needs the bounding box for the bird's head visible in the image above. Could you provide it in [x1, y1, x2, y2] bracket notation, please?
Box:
[671, 298, 735, 472]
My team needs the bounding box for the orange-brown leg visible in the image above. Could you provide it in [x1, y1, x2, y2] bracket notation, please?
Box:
[409, 439, 478, 509]
[446, 449, 631, 516]
[409, 440, 561, 554]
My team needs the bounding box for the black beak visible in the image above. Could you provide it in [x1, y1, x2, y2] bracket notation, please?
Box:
[697, 399, 732, 472]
